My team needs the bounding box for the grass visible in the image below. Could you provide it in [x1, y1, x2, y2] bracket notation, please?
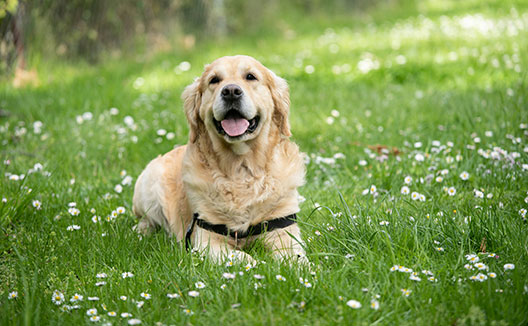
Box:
[1, 0, 528, 324]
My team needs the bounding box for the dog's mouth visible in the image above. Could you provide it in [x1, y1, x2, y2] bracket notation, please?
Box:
[213, 110, 260, 138]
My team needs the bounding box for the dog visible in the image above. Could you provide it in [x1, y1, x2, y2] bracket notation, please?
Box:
[133, 55, 306, 263]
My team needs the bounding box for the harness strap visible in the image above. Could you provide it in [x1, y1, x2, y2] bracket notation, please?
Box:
[185, 213, 297, 250]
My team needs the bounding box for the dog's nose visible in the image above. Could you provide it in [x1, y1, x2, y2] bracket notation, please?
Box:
[221, 84, 243, 101]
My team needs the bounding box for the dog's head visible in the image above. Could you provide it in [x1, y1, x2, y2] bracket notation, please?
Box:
[182, 55, 291, 148]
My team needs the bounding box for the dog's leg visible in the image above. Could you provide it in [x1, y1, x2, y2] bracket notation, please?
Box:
[264, 224, 309, 265]
[192, 228, 256, 264]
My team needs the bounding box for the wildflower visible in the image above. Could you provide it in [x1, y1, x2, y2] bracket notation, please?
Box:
[401, 186, 410, 195]
[411, 192, 420, 200]
[195, 282, 205, 289]
[52, 290, 65, 305]
[390, 265, 398, 272]
[95, 282, 106, 286]
[183, 308, 194, 316]
[87, 308, 98, 316]
[120, 296, 127, 301]
[436, 176, 443, 183]
[136, 301, 144, 308]
[220, 284, 227, 290]
[8, 291, 18, 299]
[68, 208, 80, 216]
[116, 206, 126, 214]
[428, 276, 437, 282]
[128, 319, 142, 325]
[70, 294, 83, 302]
[419, 194, 426, 202]
[370, 299, 380, 310]
[32, 200, 42, 210]
[346, 300, 362, 309]
[299, 277, 312, 288]
[474, 190, 484, 198]
[254, 274, 265, 280]
[91, 215, 101, 223]
[474, 263, 488, 271]
[122, 272, 134, 278]
[222, 273, 236, 279]
[401, 289, 412, 297]
[244, 263, 253, 271]
[66, 225, 81, 231]
[370, 185, 377, 194]
[415, 153, 425, 161]
[404, 176, 412, 184]
[447, 187, 456, 196]
[409, 274, 421, 282]
[96, 273, 107, 278]
[225, 261, 234, 267]
[276, 275, 286, 281]
[188, 291, 199, 297]
[504, 263, 515, 271]
[476, 273, 488, 282]
[108, 312, 117, 317]
[89, 316, 100, 322]
[140, 292, 151, 300]
[114, 184, 123, 193]
[167, 293, 180, 299]
[436, 247, 444, 252]
[464, 264, 474, 270]
[121, 312, 132, 318]
[488, 272, 497, 278]
[459, 171, 469, 180]
[379, 221, 389, 226]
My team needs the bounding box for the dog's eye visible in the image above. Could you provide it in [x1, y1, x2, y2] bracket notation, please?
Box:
[209, 76, 220, 84]
[246, 73, 257, 81]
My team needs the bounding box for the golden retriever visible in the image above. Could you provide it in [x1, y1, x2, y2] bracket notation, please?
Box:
[132, 55, 306, 263]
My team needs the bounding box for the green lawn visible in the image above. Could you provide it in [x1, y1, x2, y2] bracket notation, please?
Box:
[1, 0, 528, 324]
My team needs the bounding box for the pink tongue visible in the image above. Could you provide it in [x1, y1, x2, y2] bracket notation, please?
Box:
[221, 118, 249, 137]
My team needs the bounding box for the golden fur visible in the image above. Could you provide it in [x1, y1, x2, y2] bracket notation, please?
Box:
[133, 55, 306, 262]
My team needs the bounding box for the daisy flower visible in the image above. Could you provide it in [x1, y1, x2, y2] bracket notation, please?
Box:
[120, 296, 128, 301]
[435, 176, 443, 183]
[95, 281, 106, 286]
[140, 292, 151, 300]
[504, 263, 515, 270]
[346, 300, 361, 309]
[390, 265, 398, 272]
[465, 254, 479, 263]
[116, 206, 126, 214]
[89, 316, 100, 322]
[122, 272, 134, 278]
[107, 312, 117, 317]
[91, 215, 101, 223]
[276, 275, 286, 281]
[183, 308, 194, 316]
[404, 176, 412, 184]
[370, 299, 380, 310]
[220, 284, 227, 290]
[86, 308, 98, 316]
[8, 291, 18, 299]
[32, 200, 42, 210]
[254, 274, 265, 280]
[409, 274, 421, 282]
[167, 293, 180, 299]
[464, 264, 474, 270]
[459, 171, 469, 180]
[369, 185, 377, 194]
[488, 272, 497, 278]
[67, 225, 81, 231]
[128, 319, 142, 325]
[70, 293, 83, 302]
[400, 186, 410, 195]
[188, 291, 199, 297]
[428, 276, 438, 282]
[195, 282, 205, 289]
[447, 187, 456, 196]
[411, 192, 420, 200]
[222, 273, 236, 279]
[121, 312, 132, 318]
[114, 184, 123, 193]
[52, 290, 65, 305]
[96, 273, 107, 278]
[401, 289, 412, 297]
[68, 207, 80, 216]
[474, 263, 488, 271]
[436, 247, 444, 252]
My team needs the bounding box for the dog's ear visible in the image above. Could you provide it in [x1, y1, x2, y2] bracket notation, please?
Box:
[181, 79, 202, 143]
[269, 71, 292, 138]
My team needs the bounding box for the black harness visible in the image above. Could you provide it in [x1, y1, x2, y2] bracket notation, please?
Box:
[185, 213, 297, 250]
